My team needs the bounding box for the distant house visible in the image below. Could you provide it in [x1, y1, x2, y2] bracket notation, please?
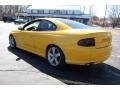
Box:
[16, 5, 91, 24]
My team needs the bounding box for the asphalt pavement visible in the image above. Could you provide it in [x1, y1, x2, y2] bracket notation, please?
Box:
[0, 21, 120, 85]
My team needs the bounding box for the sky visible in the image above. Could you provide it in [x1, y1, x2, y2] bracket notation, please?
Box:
[93, 5, 106, 17]
[0, 0, 120, 18]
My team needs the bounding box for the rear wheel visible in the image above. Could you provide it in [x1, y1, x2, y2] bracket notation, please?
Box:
[9, 35, 16, 48]
[46, 45, 65, 68]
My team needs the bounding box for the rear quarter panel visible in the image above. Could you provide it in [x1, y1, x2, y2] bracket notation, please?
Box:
[32, 31, 90, 58]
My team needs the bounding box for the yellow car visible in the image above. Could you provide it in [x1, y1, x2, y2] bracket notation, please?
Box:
[9, 18, 112, 68]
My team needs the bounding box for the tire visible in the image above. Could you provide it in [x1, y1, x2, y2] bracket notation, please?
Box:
[46, 45, 65, 68]
[9, 35, 16, 48]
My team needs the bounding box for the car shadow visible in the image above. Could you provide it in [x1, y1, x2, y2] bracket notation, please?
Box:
[8, 46, 120, 85]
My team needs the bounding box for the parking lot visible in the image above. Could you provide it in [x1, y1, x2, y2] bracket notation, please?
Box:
[0, 21, 120, 85]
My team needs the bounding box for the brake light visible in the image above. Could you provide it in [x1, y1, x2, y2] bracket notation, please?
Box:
[78, 38, 95, 46]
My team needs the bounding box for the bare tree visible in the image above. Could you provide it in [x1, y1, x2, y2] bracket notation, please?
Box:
[103, 5, 108, 27]
[0, 5, 28, 20]
[107, 5, 120, 28]
[89, 5, 93, 15]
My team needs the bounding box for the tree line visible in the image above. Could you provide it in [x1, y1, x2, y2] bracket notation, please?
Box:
[91, 5, 120, 28]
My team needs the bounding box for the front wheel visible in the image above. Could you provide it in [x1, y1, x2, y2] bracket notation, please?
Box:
[9, 35, 16, 48]
[46, 45, 65, 68]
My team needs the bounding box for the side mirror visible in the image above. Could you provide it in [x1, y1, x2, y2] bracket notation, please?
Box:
[18, 26, 24, 30]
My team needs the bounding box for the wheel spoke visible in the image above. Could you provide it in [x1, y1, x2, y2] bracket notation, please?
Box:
[54, 58, 59, 65]
[11, 39, 14, 44]
[50, 57, 55, 63]
[51, 47, 55, 54]
[56, 53, 60, 57]
[48, 52, 53, 57]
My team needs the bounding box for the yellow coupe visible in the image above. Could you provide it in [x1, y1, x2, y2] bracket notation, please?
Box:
[9, 18, 112, 67]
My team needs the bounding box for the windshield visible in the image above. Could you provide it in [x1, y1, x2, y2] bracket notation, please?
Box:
[57, 18, 90, 29]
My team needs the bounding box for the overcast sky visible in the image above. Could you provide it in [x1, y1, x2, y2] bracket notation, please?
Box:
[0, 0, 120, 18]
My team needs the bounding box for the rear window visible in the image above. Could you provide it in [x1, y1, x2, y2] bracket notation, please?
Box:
[57, 18, 90, 29]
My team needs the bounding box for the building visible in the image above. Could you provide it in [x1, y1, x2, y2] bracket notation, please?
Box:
[16, 5, 91, 24]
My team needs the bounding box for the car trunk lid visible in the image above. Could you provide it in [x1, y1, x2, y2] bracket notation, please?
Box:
[64, 29, 112, 48]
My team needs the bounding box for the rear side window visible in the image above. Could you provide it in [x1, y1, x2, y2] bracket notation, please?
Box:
[57, 18, 90, 29]
[37, 20, 56, 31]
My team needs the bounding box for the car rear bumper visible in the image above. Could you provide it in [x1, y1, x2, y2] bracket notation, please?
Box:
[63, 46, 112, 65]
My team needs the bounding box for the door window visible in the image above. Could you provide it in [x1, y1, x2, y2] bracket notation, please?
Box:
[24, 21, 40, 31]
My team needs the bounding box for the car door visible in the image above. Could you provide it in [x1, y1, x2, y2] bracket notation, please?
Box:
[30, 20, 57, 56]
[16, 20, 40, 53]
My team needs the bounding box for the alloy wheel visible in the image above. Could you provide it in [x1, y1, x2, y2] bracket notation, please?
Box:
[9, 35, 16, 48]
[47, 47, 61, 67]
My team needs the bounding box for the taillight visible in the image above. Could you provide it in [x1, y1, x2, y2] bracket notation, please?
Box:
[78, 38, 95, 47]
